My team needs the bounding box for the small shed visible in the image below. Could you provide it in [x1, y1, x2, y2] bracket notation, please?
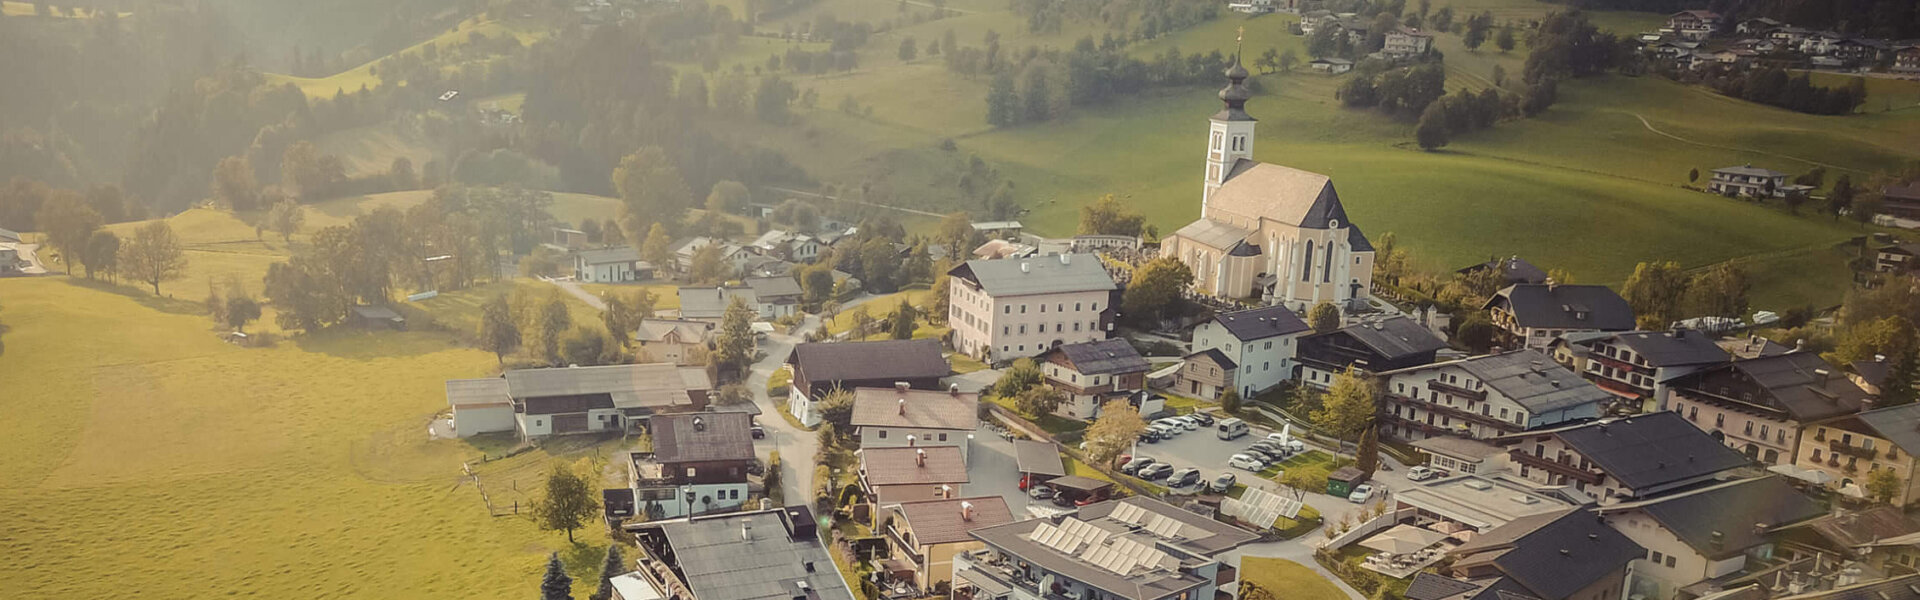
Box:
[1327, 466, 1367, 498]
[1013, 439, 1066, 489]
[349, 305, 407, 330]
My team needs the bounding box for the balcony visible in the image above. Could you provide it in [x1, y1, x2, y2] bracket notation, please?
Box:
[1509, 450, 1605, 485]
[1591, 377, 1649, 398]
[1216, 564, 1237, 586]
[1829, 440, 1879, 460]
[1426, 379, 1488, 401]
[1389, 395, 1517, 432]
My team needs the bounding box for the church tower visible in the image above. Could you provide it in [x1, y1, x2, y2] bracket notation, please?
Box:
[1202, 33, 1257, 218]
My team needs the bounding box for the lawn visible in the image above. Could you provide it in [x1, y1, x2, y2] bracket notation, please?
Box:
[0, 277, 622, 599]
[314, 122, 442, 178]
[263, 15, 548, 98]
[823, 287, 938, 336]
[1238, 557, 1349, 600]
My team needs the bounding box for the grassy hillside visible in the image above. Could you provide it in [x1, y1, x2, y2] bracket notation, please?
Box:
[313, 123, 442, 178]
[0, 277, 627, 599]
[263, 15, 547, 98]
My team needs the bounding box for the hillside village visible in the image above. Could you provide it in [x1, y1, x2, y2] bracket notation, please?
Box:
[4, 0, 1920, 600]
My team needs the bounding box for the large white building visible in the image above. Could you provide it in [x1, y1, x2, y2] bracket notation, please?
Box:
[1161, 55, 1376, 311]
[947, 254, 1118, 362]
[1189, 305, 1311, 398]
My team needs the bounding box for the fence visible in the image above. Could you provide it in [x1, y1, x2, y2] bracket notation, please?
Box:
[1313, 506, 1418, 551]
[982, 404, 1162, 500]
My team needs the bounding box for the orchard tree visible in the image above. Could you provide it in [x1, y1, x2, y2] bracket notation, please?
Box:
[34, 190, 101, 275]
[267, 197, 306, 242]
[1079, 194, 1146, 236]
[479, 293, 521, 363]
[81, 230, 119, 280]
[225, 296, 262, 333]
[120, 221, 188, 295]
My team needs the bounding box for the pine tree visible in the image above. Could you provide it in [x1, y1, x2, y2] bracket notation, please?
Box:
[986, 71, 1020, 126]
[589, 545, 625, 600]
[540, 553, 574, 600]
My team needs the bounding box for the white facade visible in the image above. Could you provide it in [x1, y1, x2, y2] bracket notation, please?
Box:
[1190, 321, 1303, 398]
[858, 428, 971, 462]
[515, 408, 625, 437]
[949, 284, 1110, 362]
[1202, 114, 1256, 214]
[789, 386, 822, 427]
[635, 482, 752, 520]
[452, 404, 516, 437]
[1606, 508, 1749, 600]
[578, 259, 640, 283]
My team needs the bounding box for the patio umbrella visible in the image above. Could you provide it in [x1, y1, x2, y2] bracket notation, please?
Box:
[1800, 470, 1836, 486]
[1840, 483, 1868, 499]
[1360, 532, 1430, 555]
[1450, 530, 1476, 543]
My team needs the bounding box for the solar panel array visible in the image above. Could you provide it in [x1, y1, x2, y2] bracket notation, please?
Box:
[1143, 514, 1186, 539]
[1109, 502, 1149, 526]
[1221, 487, 1304, 528]
[1030, 518, 1112, 556]
[1077, 533, 1172, 577]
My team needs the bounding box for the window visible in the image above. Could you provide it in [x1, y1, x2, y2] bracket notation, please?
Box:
[1651, 551, 1663, 564]
[1760, 425, 1769, 439]
[1265, 341, 1273, 350]
[1019, 325, 1027, 334]
[938, 433, 948, 441]
[1688, 406, 1698, 421]
[1004, 306, 1011, 314]
[1021, 305, 1027, 314]
[1264, 362, 1270, 371]
[1057, 304, 1064, 312]
[1744, 422, 1754, 436]
[1040, 304, 1046, 313]
[879, 430, 888, 439]
[1003, 326, 1010, 335]
[1666, 556, 1677, 568]
[1074, 323, 1082, 332]
[1075, 302, 1082, 311]
[1715, 414, 1725, 428]
[686, 467, 697, 477]
[1500, 408, 1509, 419]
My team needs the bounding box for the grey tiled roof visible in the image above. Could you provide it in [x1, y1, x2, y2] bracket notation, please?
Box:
[1614, 477, 1823, 558]
[1341, 316, 1448, 359]
[1209, 305, 1311, 341]
[658, 509, 855, 600]
[650, 412, 755, 463]
[577, 246, 643, 264]
[1540, 412, 1748, 490]
[949, 254, 1116, 297]
[849, 387, 979, 431]
[1411, 350, 1612, 414]
[1485, 284, 1636, 331]
[1598, 330, 1730, 367]
[1043, 338, 1150, 376]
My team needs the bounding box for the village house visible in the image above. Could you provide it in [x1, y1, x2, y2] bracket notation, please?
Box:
[1663, 10, 1722, 41]
[850, 383, 979, 462]
[1736, 17, 1782, 35]
[1797, 402, 1920, 507]
[1847, 356, 1897, 397]
[1457, 256, 1549, 286]
[1720, 334, 1795, 360]
[1876, 242, 1920, 272]
[621, 412, 758, 520]
[347, 304, 407, 330]
[1883, 181, 1920, 220]
[1296, 315, 1448, 389]
[1388, 471, 1578, 533]
[446, 363, 714, 438]
[971, 220, 1024, 239]
[1409, 508, 1644, 600]
[1491, 412, 1749, 502]
[574, 246, 651, 283]
[633, 318, 714, 365]
[1596, 476, 1824, 600]
[627, 506, 857, 600]
[1383, 27, 1434, 58]
[1190, 304, 1312, 398]
[1896, 45, 1920, 74]
[1308, 57, 1354, 74]
[1484, 283, 1636, 350]
[1035, 338, 1151, 420]
[748, 229, 821, 263]
[1378, 350, 1612, 442]
[1226, 0, 1274, 14]
[785, 339, 950, 427]
[742, 276, 803, 320]
[946, 254, 1118, 362]
[1832, 38, 1887, 65]
[673, 236, 753, 272]
[876, 496, 1016, 593]
[1550, 329, 1730, 411]
[1769, 26, 1812, 48]
[1175, 349, 1238, 400]
[550, 226, 588, 250]
[1409, 436, 1505, 476]
[1708, 165, 1792, 197]
[1666, 351, 1871, 466]
[1299, 10, 1337, 35]
[950, 497, 1259, 600]
[1801, 31, 1846, 56]
[859, 446, 969, 514]
[1774, 506, 1920, 577]
[678, 286, 760, 322]
[1162, 59, 1376, 310]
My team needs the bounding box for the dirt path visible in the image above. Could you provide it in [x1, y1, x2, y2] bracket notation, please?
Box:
[540, 276, 607, 311]
[1629, 112, 1864, 173]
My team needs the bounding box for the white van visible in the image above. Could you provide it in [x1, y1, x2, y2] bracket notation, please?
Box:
[1217, 418, 1249, 440]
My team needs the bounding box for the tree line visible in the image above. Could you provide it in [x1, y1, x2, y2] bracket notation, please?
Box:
[981, 34, 1241, 126]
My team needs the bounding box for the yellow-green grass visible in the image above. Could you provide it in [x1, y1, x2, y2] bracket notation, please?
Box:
[949, 351, 990, 373]
[1240, 557, 1350, 600]
[823, 287, 938, 335]
[314, 123, 441, 178]
[0, 277, 622, 599]
[1805, 72, 1920, 113]
[0, 0, 124, 17]
[576, 283, 684, 311]
[264, 16, 547, 98]
[475, 92, 528, 113]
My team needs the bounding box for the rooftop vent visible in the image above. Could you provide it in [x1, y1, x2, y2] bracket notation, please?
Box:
[693, 417, 706, 432]
[1463, 480, 1493, 491]
[1061, 254, 1072, 265]
[916, 449, 927, 467]
[1511, 495, 1540, 505]
[1021, 262, 1031, 273]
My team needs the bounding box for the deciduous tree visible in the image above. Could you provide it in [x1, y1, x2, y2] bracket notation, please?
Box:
[1622, 261, 1685, 329]
[479, 293, 521, 363]
[211, 156, 259, 210]
[1312, 367, 1378, 452]
[1015, 385, 1066, 419]
[267, 197, 305, 242]
[81, 230, 119, 280]
[1085, 399, 1147, 466]
[540, 293, 573, 364]
[120, 221, 188, 295]
[34, 190, 100, 275]
[1682, 262, 1750, 319]
[715, 296, 758, 377]
[1121, 257, 1193, 323]
[612, 147, 694, 234]
[689, 244, 726, 285]
[641, 223, 674, 268]
[889, 299, 918, 339]
[225, 296, 261, 333]
[1079, 194, 1146, 237]
[533, 460, 599, 544]
[1308, 301, 1341, 333]
[1868, 468, 1903, 505]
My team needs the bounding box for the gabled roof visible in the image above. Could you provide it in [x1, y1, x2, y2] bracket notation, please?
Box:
[1671, 352, 1867, 421]
[1528, 412, 1748, 490]
[1334, 316, 1449, 359]
[788, 339, 950, 385]
[0, 226, 19, 243]
[503, 363, 712, 409]
[1394, 350, 1611, 414]
[1209, 161, 1352, 230]
[1169, 219, 1254, 251]
[1790, 505, 1920, 550]
[678, 286, 758, 319]
[1457, 256, 1549, 285]
[948, 254, 1116, 297]
[1604, 476, 1823, 559]
[1453, 509, 1645, 600]
[1712, 164, 1787, 178]
[1183, 348, 1238, 370]
[1208, 305, 1311, 341]
[1879, 242, 1920, 257]
[1484, 284, 1636, 331]
[1407, 573, 1487, 600]
[650, 412, 756, 463]
[1772, 574, 1920, 600]
[1597, 330, 1731, 367]
[656, 509, 855, 600]
[1849, 403, 1920, 457]
[892, 496, 1016, 546]
[1013, 439, 1066, 477]
[742, 275, 803, 299]
[1040, 338, 1151, 376]
[446, 378, 513, 408]
[577, 246, 643, 265]
[849, 386, 979, 431]
[861, 446, 968, 486]
[634, 318, 713, 344]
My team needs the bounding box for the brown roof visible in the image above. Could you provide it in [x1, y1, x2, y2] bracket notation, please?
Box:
[861, 446, 968, 486]
[850, 386, 979, 431]
[650, 412, 756, 464]
[1411, 436, 1503, 461]
[892, 496, 1015, 546]
[1207, 162, 1348, 230]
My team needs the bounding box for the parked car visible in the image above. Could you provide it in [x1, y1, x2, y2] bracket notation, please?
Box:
[1029, 484, 1056, 500]
[1217, 418, 1250, 440]
[1347, 483, 1375, 503]
[1150, 423, 1181, 437]
[1052, 493, 1078, 507]
[1228, 454, 1267, 471]
[1138, 463, 1175, 480]
[1209, 473, 1238, 493]
[1406, 466, 1438, 481]
[1172, 416, 1200, 431]
[1241, 448, 1281, 464]
[1248, 440, 1286, 455]
[1120, 456, 1156, 475]
[750, 424, 766, 439]
[1138, 430, 1161, 444]
[1187, 412, 1216, 426]
[1169, 468, 1202, 488]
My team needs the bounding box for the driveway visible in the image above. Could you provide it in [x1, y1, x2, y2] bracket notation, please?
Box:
[541, 276, 607, 311]
[748, 315, 819, 504]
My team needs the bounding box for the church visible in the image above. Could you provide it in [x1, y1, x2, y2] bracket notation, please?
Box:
[1161, 52, 1375, 312]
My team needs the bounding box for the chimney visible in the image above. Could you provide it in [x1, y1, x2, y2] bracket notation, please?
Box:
[949, 383, 961, 395]
[1672, 328, 1687, 339]
[899, 398, 907, 415]
[896, 381, 911, 393]
[694, 417, 706, 432]
[1755, 522, 1771, 537]
[916, 449, 927, 467]
[961, 501, 975, 521]
[1795, 339, 1807, 352]
[1546, 277, 1559, 291]
[1060, 254, 1072, 265]
[743, 521, 754, 542]
[907, 434, 916, 447]
[1021, 261, 1031, 273]
[1559, 549, 1570, 557]
[1711, 530, 1726, 550]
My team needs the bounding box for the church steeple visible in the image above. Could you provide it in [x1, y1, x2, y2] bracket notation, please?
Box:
[1202, 28, 1258, 216]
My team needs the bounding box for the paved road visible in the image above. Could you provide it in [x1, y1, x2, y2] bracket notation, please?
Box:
[749, 315, 821, 503]
[541, 276, 608, 311]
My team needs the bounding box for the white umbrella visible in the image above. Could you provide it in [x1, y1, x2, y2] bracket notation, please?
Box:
[1801, 470, 1836, 486]
[1361, 532, 1429, 555]
[1840, 483, 1868, 499]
